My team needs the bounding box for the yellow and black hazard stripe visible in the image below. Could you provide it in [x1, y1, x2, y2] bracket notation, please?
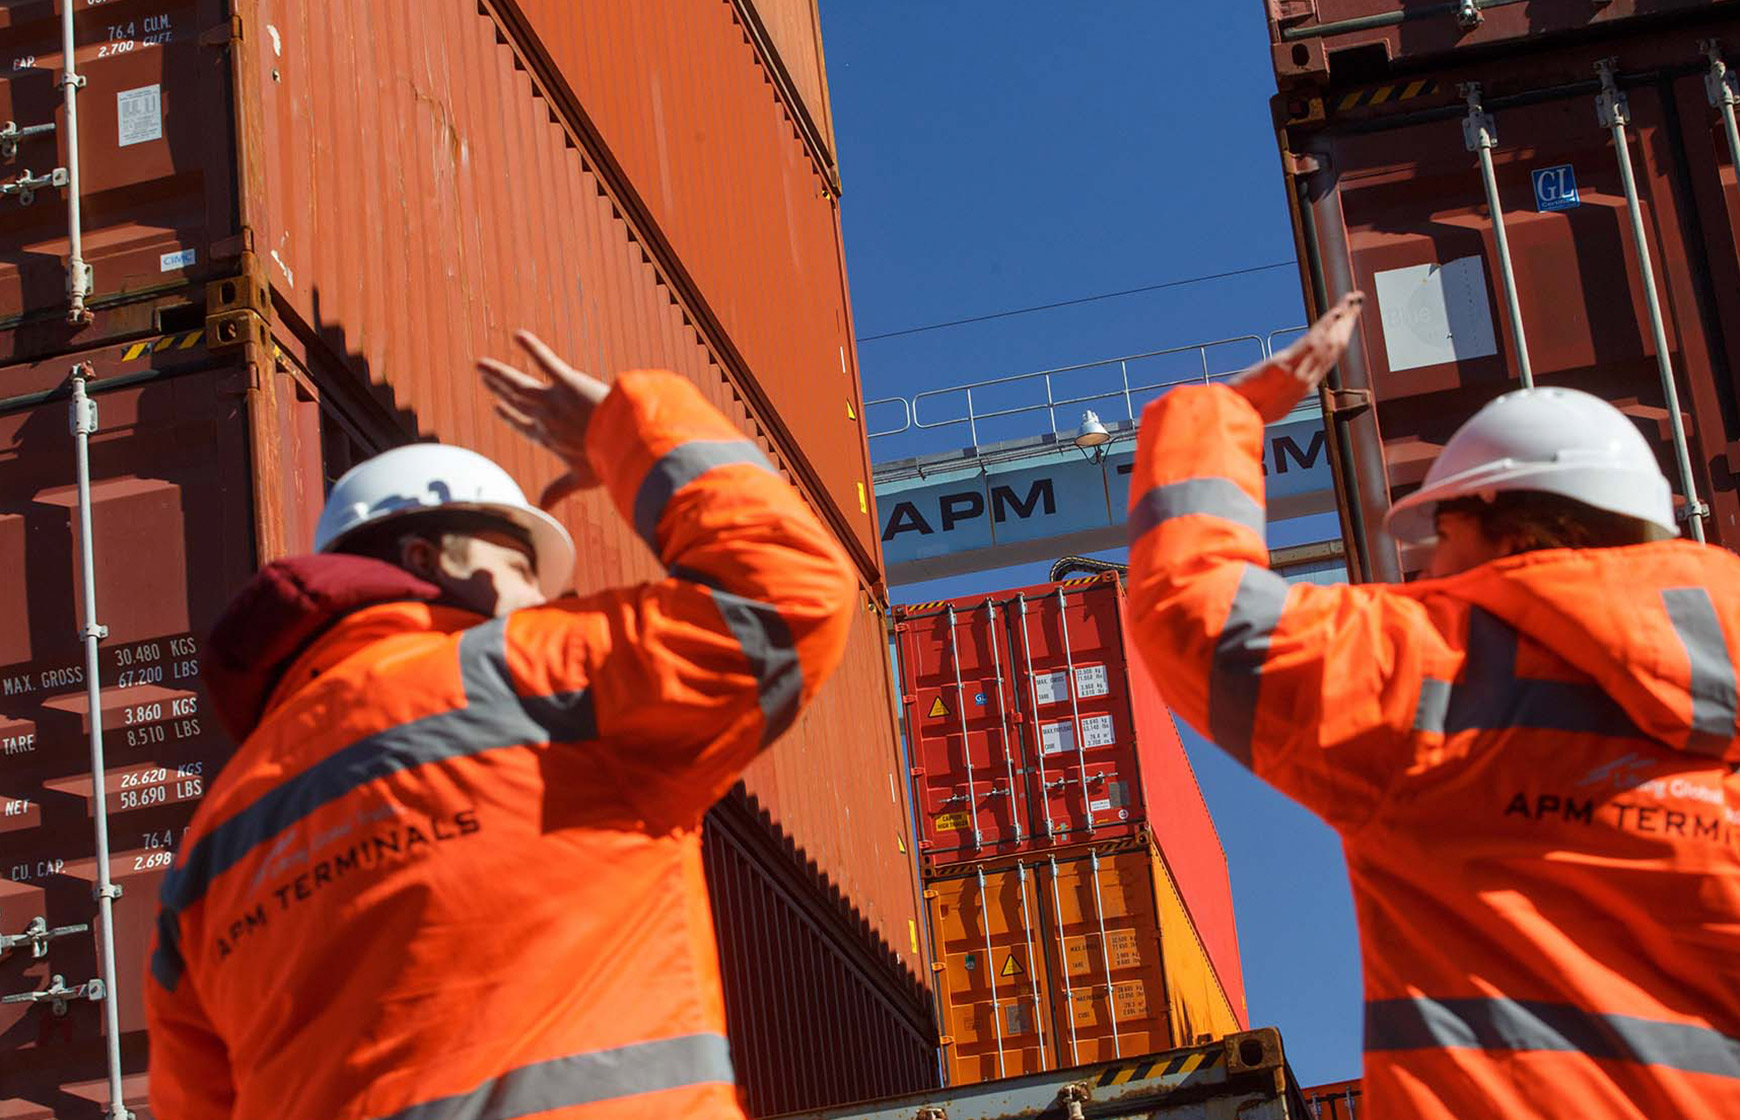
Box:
[1097, 1044, 1226, 1088]
[1335, 78, 1439, 114]
[903, 599, 950, 614]
[1056, 573, 1117, 589]
[119, 330, 203, 361]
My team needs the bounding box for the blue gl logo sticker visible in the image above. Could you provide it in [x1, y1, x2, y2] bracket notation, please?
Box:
[1532, 164, 1580, 212]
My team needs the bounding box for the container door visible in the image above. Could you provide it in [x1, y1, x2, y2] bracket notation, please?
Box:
[1037, 848, 1169, 1068]
[0, 0, 238, 358]
[899, 602, 1033, 868]
[925, 864, 1054, 1085]
[0, 350, 291, 1117]
[1325, 68, 1740, 566]
[1009, 581, 1140, 848]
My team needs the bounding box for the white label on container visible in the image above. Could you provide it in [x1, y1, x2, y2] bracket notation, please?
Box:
[160, 248, 196, 272]
[118, 85, 163, 147]
[1040, 719, 1077, 756]
[1082, 714, 1116, 749]
[1032, 670, 1069, 706]
[1373, 256, 1498, 373]
[1089, 798, 1113, 812]
[1074, 664, 1110, 699]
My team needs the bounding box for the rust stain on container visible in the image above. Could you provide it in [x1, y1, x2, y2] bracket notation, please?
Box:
[1273, 12, 1740, 577]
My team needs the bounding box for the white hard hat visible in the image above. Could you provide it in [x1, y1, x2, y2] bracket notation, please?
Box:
[314, 443, 577, 597]
[1384, 386, 1677, 545]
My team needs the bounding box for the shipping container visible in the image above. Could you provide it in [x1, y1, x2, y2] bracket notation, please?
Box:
[773, 1028, 1319, 1120]
[924, 840, 1243, 1086]
[894, 576, 1246, 1021]
[474, 0, 875, 570]
[1270, 8, 1740, 579]
[1301, 1078, 1364, 1119]
[1267, 0, 1725, 90]
[1, 1, 928, 1115]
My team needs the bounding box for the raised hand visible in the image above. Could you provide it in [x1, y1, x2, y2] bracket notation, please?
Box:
[1227, 292, 1365, 423]
[477, 331, 611, 509]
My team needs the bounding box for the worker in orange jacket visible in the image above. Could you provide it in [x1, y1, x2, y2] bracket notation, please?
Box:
[1126, 294, 1740, 1120]
[144, 332, 858, 1120]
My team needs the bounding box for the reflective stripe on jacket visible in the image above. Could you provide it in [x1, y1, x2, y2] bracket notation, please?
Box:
[144, 371, 858, 1120]
[1126, 384, 1740, 1120]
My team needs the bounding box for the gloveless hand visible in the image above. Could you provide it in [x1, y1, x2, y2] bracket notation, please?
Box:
[1226, 292, 1365, 423]
[477, 330, 611, 510]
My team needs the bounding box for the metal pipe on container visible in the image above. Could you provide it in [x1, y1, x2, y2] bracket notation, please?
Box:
[1014, 863, 1048, 1070]
[1596, 59, 1707, 543]
[984, 600, 1024, 844]
[1087, 849, 1122, 1058]
[1461, 83, 1534, 388]
[1046, 855, 1081, 1065]
[975, 868, 1007, 1079]
[70, 366, 128, 1120]
[1015, 595, 1058, 839]
[946, 606, 985, 849]
[1707, 42, 1740, 204]
[1053, 587, 1095, 832]
[59, 0, 89, 323]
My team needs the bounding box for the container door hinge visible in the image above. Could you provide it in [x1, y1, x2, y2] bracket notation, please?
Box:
[1283, 149, 1323, 176]
[1268, 1, 1317, 25]
[915, 1107, 949, 1120]
[200, 16, 244, 48]
[0, 916, 91, 960]
[207, 253, 272, 352]
[1456, 0, 1483, 30]
[1323, 387, 1372, 418]
[3, 974, 106, 1016]
[1058, 1083, 1092, 1120]
[0, 166, 67, 206]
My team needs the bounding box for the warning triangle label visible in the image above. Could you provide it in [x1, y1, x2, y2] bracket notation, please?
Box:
[1001, 954, 1023, 977]
[928, 696, 949, 718]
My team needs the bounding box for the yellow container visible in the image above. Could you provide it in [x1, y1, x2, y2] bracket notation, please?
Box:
[924, 839, 1241, 1084]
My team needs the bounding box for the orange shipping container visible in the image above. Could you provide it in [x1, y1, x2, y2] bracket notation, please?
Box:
[925, 841, 1242, 1085]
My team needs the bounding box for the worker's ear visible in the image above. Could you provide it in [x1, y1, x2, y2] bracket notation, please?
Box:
[397, 534, 443, 582]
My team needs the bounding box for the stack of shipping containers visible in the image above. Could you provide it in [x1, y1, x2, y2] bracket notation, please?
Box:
[0, 2, 936, 1117]
[894, 574, 1246, 1084]
[1265, 1, 1740, 577]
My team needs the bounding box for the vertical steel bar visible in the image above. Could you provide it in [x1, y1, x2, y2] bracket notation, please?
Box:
[1014, 862, 1048, 1070]
[984, 600, 1024, 844]
[1598, 60, 1707, 542]
[1054, 587, 1095, 834]
[1708, 43, 1740, 208]
[1046, 854, 1081, 1065]
[1120, 360, 1134, 423]
[1087, 848, 1123, 1059]
[1016, 594, 1057, 839]
[946, 606, 985, 848]
[70, 368, 126, 1120]
[965, 388, 979, 450]
[1462, 83, 1535, 388]
[976, 868, 1006, 1078]
[60, 0, 89, 323]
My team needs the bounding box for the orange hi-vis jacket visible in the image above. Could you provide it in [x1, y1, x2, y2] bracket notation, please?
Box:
[1126, 384, 1740, 1120]
[144, 372, 858, 1120]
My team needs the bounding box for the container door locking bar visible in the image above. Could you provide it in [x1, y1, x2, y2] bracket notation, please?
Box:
[1461, 83, 1534, 388]
[0, 916, 91, 960]
[3, 974, 106, 1017]
[1595, 60, 1708, 542]
[1706, 42, 1740, 210]
[0, 120, 57, 160]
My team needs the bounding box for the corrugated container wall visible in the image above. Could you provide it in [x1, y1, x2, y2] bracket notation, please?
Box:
[493, 0, 877, 573]
[895, 576, 1246, 1023]
[1268, 5, 1740, 579]
[1, 0, 931, 1116]
[923, 842, 1243, 1087]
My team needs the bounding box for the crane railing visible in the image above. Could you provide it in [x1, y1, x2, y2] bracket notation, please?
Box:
[865, 328, 1306, 455]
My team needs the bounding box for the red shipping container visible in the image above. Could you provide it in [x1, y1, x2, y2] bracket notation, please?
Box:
[894, 575, 1246, 1025]
[1302, 1078, 1364, 1119]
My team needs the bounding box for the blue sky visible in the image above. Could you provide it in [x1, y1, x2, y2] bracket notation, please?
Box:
[821, 3, 1363, 1086]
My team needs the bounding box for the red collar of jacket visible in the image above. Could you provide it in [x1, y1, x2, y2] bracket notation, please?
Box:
[205, 555, 448, 741]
